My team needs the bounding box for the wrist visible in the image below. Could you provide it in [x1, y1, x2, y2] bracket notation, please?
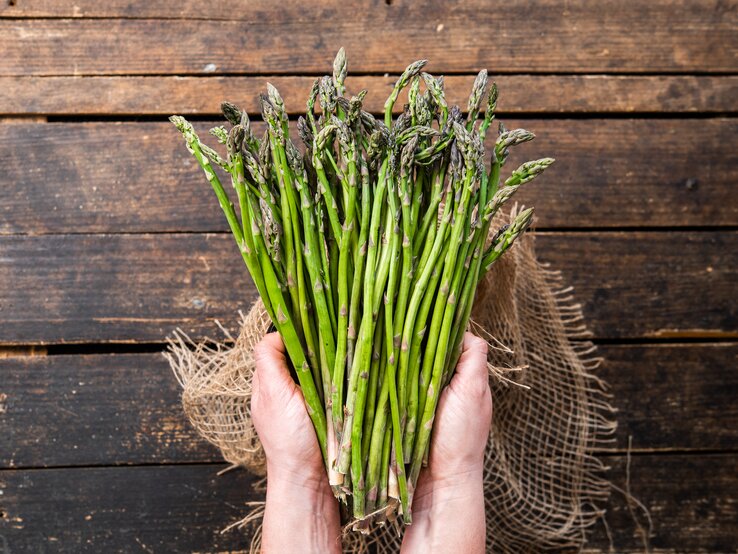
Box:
[402, 466, 486, 554]
[411, 465, 484, 514]
[263, 462, 341, 554]
[266, 462, 333, 504]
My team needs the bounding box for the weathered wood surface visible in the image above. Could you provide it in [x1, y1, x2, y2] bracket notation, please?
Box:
[0, 232, 734, 344]
[1, 0, 735, 550]
[2, 1, 737, 76]
[0, 233, 255, 344]
[2, 75, 737, 116]
[2, 344, 736, 469]
[0, 464, 262, 553]
[0, 454, 735, 552]
[2, 119, 735, 235]
[10, 0, 735, 38]
[586, 454, 738, 553]
[537, 232, 737, 339]
[0, 353, 220, 468]
[598, 344, 738, 451]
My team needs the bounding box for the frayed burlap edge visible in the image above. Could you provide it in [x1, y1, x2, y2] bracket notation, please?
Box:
[165, 211, 620, 553]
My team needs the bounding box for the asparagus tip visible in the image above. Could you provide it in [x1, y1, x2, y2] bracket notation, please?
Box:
[333, 47, 348, 89]
[220, 101, 242, 126]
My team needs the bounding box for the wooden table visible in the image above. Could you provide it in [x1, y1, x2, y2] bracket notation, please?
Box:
[0, 1, 736, 552]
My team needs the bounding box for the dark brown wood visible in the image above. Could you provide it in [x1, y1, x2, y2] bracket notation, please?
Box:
[0, 232, 734, 344]
[0, 353, 220, 468]
[2, 75, 737, 116]
[598, 343, 738, 452]
[2, 345, 735, 468]
[1, 1, 736, 76]
[0, 233, 257, 344]
[535, 231, 738, 339]
[0, 122, 226, 234]
[585, 454, 738, 553]
[506, 118, 738, 229]
[0, 2, 732, 551]
[0, 454, 735, 552]
[0, 464, 261, 553]
[1, 119, 735, 235]
[0, 0, 256, 17]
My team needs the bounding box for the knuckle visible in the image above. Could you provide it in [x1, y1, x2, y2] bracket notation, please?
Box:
[473, 377, 492, 400]
[469, 335, 488, 355]
[253, 340, 269, 363]
[462, 367, 491, 398]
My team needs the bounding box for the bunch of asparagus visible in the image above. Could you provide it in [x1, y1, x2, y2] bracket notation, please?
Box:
[171, 49, 552, 525]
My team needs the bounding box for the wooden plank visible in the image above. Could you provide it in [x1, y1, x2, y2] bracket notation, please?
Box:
[1, 119, 735, 235]
[586, 454, 738, 553]
[2, 345, 735, 468]
[598, 344, 738, 452]
[0, 232, 734, 344]
[0, 0, 255, 18]
[1, 1, 736, 76]
[0, 464, 261, 553]
[506, 118, 738, 230]
[0, 353, 219, 468]
[0, 346, 46, 357]
[0, 116, 47, 124]
[0, 122, 225, 235]
[2, 75, 737, 116]
[0, 233, 257, 344]
[535, 231, 737, 339]
[0, 455, 735, 552]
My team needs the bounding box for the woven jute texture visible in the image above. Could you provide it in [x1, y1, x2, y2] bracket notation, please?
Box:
[166, 214, 617, 553]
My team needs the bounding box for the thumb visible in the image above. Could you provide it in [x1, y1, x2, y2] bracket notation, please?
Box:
[253, 332, 299, 401]
[447, 332, 490, 400]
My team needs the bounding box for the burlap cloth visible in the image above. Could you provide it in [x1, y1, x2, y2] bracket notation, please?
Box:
[166, 213, 618, 553]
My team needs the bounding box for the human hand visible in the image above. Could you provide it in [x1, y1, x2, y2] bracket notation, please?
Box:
[251, 333, 340, 554]
[251, 332, 325, 483]
[423, 331, 492, 483]
[402, 332, 491, 554]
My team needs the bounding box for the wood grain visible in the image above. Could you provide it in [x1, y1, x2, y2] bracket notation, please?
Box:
[2, 75, 737, 116]
[1, 119, 735, 235]
[2, 344, 735, 468]
[0, 233, 257, 344]
[0, 455, 735, 552]
[1, 1, 736, 76]
[535, 231, 737, 339]
[0, 1, 733, 551]
[0, 464, 261, 553]
[598, 344, 738, 451]
[0, 232, 734, 344]
[0, 353, 219, 468]
[589, 454, 738, 553]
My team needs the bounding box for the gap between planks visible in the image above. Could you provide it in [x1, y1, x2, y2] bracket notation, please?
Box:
[0, 116, 47, 123]
[0, 346, 47, 357]
[0, 450, 735, 473]
[1, 74, 736, 116]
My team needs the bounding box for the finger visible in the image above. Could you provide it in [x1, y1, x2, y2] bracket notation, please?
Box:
[448, 332, 490, 399]
[253, 332, 297, 397]
[255, 331, 287, 359]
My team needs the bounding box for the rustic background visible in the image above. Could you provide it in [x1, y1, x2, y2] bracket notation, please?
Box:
[0, 1, 736, 552]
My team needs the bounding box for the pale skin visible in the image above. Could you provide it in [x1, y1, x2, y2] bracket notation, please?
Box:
[252, 331, 492, 554]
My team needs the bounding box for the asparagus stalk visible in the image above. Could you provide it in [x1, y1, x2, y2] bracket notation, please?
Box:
[170, 50, 552, 524]
[409, 123, 480, 488]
